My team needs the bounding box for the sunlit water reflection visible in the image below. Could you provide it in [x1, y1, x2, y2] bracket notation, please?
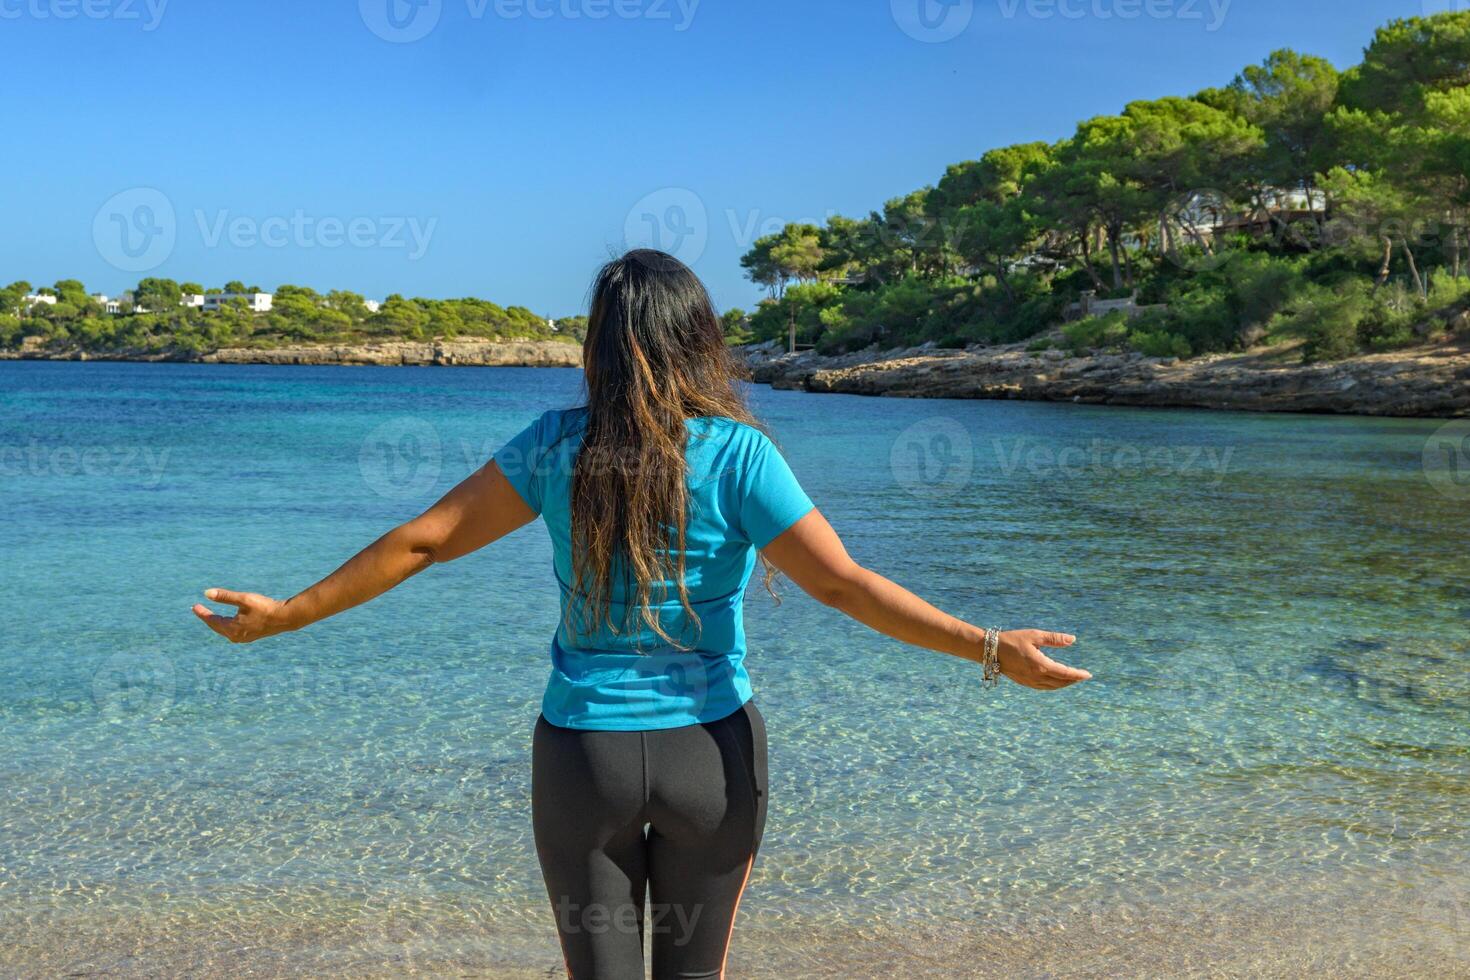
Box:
[1, 362, 1466, 976]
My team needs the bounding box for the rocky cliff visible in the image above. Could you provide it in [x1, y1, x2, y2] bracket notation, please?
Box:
[1, 339, 584, 368]
[741, 339, 1470, 418]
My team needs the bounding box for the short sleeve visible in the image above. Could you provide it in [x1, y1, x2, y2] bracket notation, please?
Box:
[494, 413, 548, 514]
[738, 433, 815, 548]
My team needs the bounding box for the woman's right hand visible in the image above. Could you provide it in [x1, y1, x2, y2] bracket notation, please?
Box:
[997, 630, 1091, 690]
[192, 589, 292, 644]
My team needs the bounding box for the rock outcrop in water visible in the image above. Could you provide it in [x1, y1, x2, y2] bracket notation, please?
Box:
[741, 338, 1470, 418]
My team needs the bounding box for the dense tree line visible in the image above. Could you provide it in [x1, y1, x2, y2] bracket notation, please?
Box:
[734, 12, 1470, 362]
[0, 278, 576, 355]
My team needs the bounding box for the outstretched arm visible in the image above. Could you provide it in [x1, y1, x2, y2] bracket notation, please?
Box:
[192, 460, 536, 643]
[761, 510, 1090, 690]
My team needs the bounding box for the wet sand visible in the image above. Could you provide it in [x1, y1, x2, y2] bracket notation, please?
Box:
[6, 869, 1464, 978]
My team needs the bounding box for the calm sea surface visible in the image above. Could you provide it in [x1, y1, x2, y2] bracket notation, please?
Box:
[1, 361, 1467, 977]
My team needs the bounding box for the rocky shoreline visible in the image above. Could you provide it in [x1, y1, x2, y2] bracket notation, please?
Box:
[740, 337, 1470, 418]
[7, 336, 1467, 417]
[0, 339, 583, 368]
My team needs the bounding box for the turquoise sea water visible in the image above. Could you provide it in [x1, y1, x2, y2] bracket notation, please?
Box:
[1, 361, 1467, 977]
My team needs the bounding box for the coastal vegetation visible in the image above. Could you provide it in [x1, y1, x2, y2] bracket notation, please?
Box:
[7, 15, 1468, 369]
[0, 278, 578, 356]
[736, 11, 1470, 363]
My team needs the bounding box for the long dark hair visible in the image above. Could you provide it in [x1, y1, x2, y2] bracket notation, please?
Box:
[568, 249, 760, 648]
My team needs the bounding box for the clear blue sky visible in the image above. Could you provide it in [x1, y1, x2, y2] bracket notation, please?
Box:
[0, 0, 1428, 316]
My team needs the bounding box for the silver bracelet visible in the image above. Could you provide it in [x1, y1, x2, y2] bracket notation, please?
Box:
[982, 626, 1003, 688]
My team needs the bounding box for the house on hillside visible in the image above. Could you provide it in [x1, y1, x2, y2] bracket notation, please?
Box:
[1212, 208, 1323, 239]
[201, 292, 273, 312]
[1208, 187, 1326, 242]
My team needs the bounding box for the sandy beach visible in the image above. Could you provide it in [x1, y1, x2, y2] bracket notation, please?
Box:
[6, 866, 1464, 978]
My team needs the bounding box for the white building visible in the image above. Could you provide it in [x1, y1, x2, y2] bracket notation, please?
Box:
[363, 299, 381, 314]
[202, 292, 273, 312]
[100, 290, 274, 314]
[22, 294, 57, 308]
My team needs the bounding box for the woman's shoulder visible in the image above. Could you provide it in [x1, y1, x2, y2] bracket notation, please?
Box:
[688, 415, 769, 443]
[534, 406, 590, 439]
[687, 417, 780, 468]
[503, 408, 587, 470]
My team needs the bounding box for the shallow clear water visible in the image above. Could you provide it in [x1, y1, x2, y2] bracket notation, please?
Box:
[1, 361, 1467, 977]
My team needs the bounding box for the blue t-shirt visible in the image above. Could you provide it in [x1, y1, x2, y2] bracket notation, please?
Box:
[495, 408, 814, 731]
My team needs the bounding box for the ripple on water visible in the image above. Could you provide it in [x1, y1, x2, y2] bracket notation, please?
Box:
[1, 363, 1467, 975]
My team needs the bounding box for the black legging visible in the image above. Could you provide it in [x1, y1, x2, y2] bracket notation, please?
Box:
[532, 700, 768, 980]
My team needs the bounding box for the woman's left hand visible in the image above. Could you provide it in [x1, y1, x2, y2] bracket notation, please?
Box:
[192, 589, 291, 644]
